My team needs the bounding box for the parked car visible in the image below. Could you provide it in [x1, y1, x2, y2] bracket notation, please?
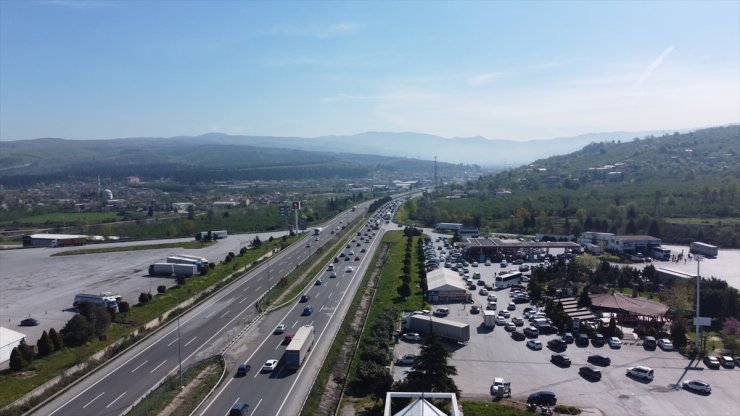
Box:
[587, 354, 611, 366]
[512, 317, 524, 326]
[403, 332, 422, 342]
[396, 354, 417, 365]
[551, 353, 572, 367]
[20, 318, 39, 327]
[579, 365, 602, 381]
[495, 316, 507, 325]
[479, 288, 489, 296]
[524, 326, 539, 337]
[703, 356, 721, 369]
[682, 379, 712, 394]
[527, 391, 557, 406]
[511, 330, 526, 341]
[643, 336, 657, 350]
[527, 339, 543, 350]
[507, 302, 516, 311]
[608, 337, 622, 348]
[719, 356, 735, 368]
[487, 302, 497, 310]
[561, 332, 574, 344]
[470, 305, 480, 314]
[487, 294, 498, 302]
[547, 338, 567, 352]
[592, 333, 605, 347]
[658, 338, 674, 351]
[626, 366, 654, 381]
[576, 333, 590, 347]
[505, 322, 516, 331]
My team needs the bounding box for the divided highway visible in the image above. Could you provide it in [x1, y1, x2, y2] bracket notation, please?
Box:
[35, 203, 376, 416]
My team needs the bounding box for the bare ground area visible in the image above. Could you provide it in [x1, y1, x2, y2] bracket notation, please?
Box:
[158, 363, 220, 416]
[314, 244, 390, 416]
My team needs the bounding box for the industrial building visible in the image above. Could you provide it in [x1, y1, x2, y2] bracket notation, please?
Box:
[463, 237, 581, 259]
[0, 327, 25, 363]
[426, 268, 469, 303]
[606, 234, 662, 255]
[22, 233, 87, 248]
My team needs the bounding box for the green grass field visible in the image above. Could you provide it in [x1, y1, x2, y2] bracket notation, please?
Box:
[1, 211, 122, 226]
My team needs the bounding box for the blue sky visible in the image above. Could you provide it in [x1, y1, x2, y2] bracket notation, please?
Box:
[1, 0, 738, 141]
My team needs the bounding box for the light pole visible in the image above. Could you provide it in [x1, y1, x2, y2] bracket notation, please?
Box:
[177, 315, 183, 388]
[694, 255, 704, 351]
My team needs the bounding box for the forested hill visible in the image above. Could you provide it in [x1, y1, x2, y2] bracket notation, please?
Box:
[0, 138, 474, 185]
[407, 125, 738, 248]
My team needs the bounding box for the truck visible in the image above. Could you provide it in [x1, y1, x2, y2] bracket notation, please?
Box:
[490, 377, 511, 398]
[284, 325, 315, 370]
[690, 242, 718, 258]
[195, 230, 228, 240]
[407, 315, 470, 343]
[351, 206, 357, 212]
[149, 262, 198, 277]
[483, 310, 497, 329]
[313, 227, 323, 236]
[166, 256, 203, 271]
[74, 293, 119, 313]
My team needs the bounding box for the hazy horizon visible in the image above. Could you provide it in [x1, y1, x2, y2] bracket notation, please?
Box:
[1, 1, 738, 142]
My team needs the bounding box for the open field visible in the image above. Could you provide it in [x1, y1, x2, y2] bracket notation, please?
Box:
[0, 211, 122, 226]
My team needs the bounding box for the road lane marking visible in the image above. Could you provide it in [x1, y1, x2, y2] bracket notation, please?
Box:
[238, 296, 249, 304]
[131, 360, 149, 373]
[205, 310, 216, 319]
[328, 291, 333, 299]
[167, 338, 178, 347]
[252, 398, 263, 415]
[220, 310, 230, 318]
[105, 391, 126, 409]
[242, 287, 250, 292]
[82, 392, 104, 409]
[185, 336, 198, 347]
[292, 320, 298, 328]
[150, 360, 167, 373]
[255, 286, 262, 291]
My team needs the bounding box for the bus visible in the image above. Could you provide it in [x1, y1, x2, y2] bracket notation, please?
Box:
[651, 247, 671, 261]
[495, 271, 522, 289]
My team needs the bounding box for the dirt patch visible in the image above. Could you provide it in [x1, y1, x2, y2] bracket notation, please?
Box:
[158, 363, 219, 416]
[315, 243, 391, 416]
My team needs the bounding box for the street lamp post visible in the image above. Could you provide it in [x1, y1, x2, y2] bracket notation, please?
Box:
[177, 315, 183, 388]
[694, 255, 703, 351]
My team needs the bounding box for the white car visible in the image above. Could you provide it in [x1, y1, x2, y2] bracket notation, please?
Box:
[262, 359, 278, 372]
[487, 294, 498, 302]
[402, 332, 422, 342]
[396, 354, 417, 365]
[658, 338, 673, 350]
[274, 324, 286, 334]
[512, 317, 524, 326]
[682, 379, 711, 394]
[486, 301, 497, 310]
[608, 337, 622, 348]
[626, 366, 654, 381]
[479, 288, 489, 296]
[495, 316, 507, 325]
[527, 339, 543, 350]
[345, 266, 354, 273]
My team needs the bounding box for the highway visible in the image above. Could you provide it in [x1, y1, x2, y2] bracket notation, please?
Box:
[35, 202, 376, 416]
[196, 209, 394, 416]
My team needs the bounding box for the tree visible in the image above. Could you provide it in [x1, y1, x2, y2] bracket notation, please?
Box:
[49, 328, 64, 350]
[79, 303, 111, 336]
[403, 331, 460, 396]
[18, 338, 36, 363]
[9, 347, 28, 371]
[61, 314, 95, 346]
[397, 282, 411, 298]
[577, 287, 592, 308]
[671, 317, 689, 350]
[37, 330, 55, 357]
[721, 317, 740, 354]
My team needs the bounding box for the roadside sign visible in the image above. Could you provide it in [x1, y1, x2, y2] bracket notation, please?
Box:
[693, 317, 711, 326]
[291, 201, 301, 210]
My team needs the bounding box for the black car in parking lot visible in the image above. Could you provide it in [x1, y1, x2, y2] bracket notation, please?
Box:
[592, 334, 606, 347]
[576, 333, 590, 347]
[511, 330, 526, 341]
[551, 353, 571, 367]
[547, 338, 567, 352]
[579, 365, 602, 381]
[527, 391, 557, 406]
[587, 354, 611, 366]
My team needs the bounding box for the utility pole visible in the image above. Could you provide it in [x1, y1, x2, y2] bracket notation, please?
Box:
[695, 255, 704, 351]
[434, 156, 438, 195]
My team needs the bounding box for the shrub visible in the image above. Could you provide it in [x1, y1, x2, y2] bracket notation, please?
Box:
[61, 314, 95, 346]
[118, 301, 130, 313]
[199, 265, 210, 276]
[177, 275, 187, 285]
[49, 328, 64, 350]
[139, 292, 151, 304]
[37, 330, 54, 357]
[157, 285, 167, 294]
[9, 347, 28, 372]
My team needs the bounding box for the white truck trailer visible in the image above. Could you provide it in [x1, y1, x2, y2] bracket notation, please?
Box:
[313, 227, 323, 236]
[690, 242, 718, 257]
[149, 263, 198, 277]
[407, 315, 470, 343]
[73, 294, 119, 313]
[284, 325, 315, 370]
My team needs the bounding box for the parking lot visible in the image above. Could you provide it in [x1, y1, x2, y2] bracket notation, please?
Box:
[393, 260, 740, 415]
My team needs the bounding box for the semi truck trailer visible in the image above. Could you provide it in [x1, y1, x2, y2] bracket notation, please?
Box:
[407, 315, 470, 343]
[284, 325, 315, 370]
[149, 262, 198, 277]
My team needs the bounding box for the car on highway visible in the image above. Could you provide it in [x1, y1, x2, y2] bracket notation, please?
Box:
[587, 354, 611, 366]
[230, 401, 249, 416]
[395, 354, 417, 365]
[300, 294, 310, 302]
[551, 353, 571, 367]
[354, 256, 360, 261]
[403, 332, 422, 342]
[274, 324, 286, 334]
[682, 379, 711, 394]
[345, 266, 353, 273]
[527, 339, 543, 350]
[262, 359, 278, 372]
[282, 333, 294, 345]
[608, 337, 622, 348]
[703, 356, 721, 369]
[527, 391, 556, 406]
[236, 364, 251, 377]
[658, 338, 674, 351]
[360, 248, 366, 253]
[511, 330, 526, 341]
[20, 318, 39, 326]
[626, 366, 654, 381]
[315, 278, 323, 285]
[302, 306, 314, 316]
[579, 365, 602, 381]
[330, 271, 337, 278]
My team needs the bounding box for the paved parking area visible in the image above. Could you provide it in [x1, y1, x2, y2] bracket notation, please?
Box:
[391, 261, 740, 415]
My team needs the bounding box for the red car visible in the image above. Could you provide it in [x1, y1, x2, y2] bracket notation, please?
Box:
[354, 256, 360, 261]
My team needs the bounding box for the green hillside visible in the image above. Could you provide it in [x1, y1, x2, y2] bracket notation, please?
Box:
[405, 125, 740, 247]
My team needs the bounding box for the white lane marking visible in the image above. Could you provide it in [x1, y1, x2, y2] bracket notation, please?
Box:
[105, 391, 126, 409]
[220, 310, 230, 318]
[131, 360, 148, 373]
[205, 310, 217, 319]
[238, 296, 249, 304]
[150, 360, 167, 373]
[292, 320, 298, 328]
[82, 392, 104, 409]
[242, 287, 250, 292]
[185, 336, 198, 347]
[328, 291, 333, 299]
[255, 286, 262, 291]
[252, 398, 263, 415]
[167, 338, 178, 347]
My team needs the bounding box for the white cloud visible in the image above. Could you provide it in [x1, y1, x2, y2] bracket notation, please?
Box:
[635, 45, 675, 87]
